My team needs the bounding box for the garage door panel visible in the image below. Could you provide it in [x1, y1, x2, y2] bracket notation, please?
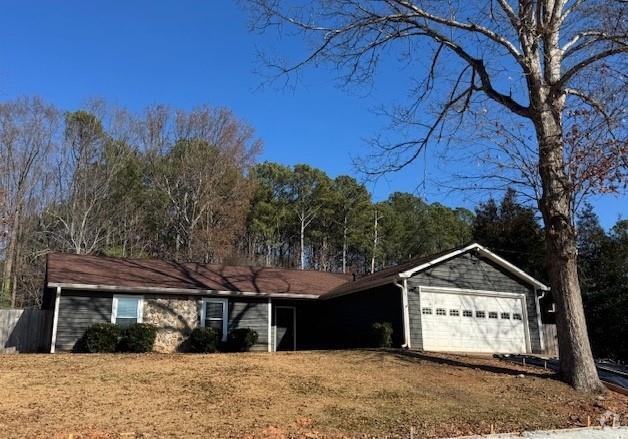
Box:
[420, 289, 527, 354]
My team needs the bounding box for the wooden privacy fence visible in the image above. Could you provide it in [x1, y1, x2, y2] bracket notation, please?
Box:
[542, 323, 558, 357]
[0, 309, 52, 353]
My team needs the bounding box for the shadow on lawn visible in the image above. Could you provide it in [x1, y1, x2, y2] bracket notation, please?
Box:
[364, 348, 556, 379]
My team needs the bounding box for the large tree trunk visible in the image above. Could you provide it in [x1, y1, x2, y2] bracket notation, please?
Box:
[535, 109, 604, 393]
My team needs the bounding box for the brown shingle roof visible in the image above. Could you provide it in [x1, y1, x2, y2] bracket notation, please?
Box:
[46, 244, 513, 300]
[47, 253, 352, 298]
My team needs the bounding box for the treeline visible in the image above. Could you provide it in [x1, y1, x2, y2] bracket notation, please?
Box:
[2, 97, 625, 361]
[0, 97, 473, 308]
[245, 163, 473, 273]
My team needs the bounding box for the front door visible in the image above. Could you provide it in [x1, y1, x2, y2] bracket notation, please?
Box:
[274, 306, 296, 351]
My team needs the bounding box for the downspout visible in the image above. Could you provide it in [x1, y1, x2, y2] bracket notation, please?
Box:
[394, 279, 411, 349]
[535, 289, 546, 353]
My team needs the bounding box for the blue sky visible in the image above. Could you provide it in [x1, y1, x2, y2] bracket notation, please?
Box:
[0, 1, 625, 229]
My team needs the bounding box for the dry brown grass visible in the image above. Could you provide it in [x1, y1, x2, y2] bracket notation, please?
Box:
[0, 350, 625, 438]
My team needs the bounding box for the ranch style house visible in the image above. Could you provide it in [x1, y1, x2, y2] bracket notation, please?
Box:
[42, 242, 550, 354]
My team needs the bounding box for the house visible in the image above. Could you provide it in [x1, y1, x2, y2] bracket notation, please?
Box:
[42, 243, 549, 354]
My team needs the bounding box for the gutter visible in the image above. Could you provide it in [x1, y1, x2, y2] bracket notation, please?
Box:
[46, 282, 321, 300]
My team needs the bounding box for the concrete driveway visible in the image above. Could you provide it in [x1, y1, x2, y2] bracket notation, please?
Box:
[454, 427, 628, 438]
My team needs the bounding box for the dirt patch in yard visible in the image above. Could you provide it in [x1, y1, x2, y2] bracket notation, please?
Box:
[0, 350, 625, 438]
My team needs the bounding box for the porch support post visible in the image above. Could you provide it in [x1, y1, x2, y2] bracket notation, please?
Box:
[50, 286, 61, 353]
[267, 297, 272, 352]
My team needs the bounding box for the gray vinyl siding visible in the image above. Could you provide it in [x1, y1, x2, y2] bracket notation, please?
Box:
[55, 291, 113, 351]
[228, 298, 269, 352]
[407, 289, 423, 349]
[408, 251, 542, 353]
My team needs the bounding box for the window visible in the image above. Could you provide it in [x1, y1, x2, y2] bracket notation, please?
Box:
[422, 307, 432, 315]
[112, 295, 143, 327]
[463, 310, 473, 317]
[475, 311, 486, 318]
[202, 298, 228, 341]
[501, 312, 511, 319]
[449, 309, 459, 317]
[488, 312, 498, 319]
[436, 308, 446, 316]
[513, 313, 523, 320]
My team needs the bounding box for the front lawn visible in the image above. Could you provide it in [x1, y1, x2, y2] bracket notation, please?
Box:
[0, 350, 625, 438]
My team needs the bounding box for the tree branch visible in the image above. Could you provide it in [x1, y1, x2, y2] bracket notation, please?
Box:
[557, 46, 628, 88]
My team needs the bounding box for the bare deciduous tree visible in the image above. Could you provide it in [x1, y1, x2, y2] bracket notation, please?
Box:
[0, 97, 58, 306]
[46, 108, 129, 254]
[248, 0, 627, 391]
[144, 106, 260, 262]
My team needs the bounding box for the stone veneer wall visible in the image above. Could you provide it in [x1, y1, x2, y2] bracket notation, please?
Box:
[143, 296, 201, 352]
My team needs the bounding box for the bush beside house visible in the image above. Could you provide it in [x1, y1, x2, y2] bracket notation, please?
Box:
[227, 328, 258, 352]
[76, 323, 157, 353]
[189, 327, 220, 353]
[77, 323, 260, 353]
[118, 323, 157, 353]
[75, 323, 121, 353]
[372, 322, 393, 348]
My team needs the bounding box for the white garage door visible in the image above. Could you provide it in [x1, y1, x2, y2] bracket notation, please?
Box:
[420, 288, 528, 353]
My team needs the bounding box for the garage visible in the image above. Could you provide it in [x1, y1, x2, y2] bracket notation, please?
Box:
[419, 287, 530, 354]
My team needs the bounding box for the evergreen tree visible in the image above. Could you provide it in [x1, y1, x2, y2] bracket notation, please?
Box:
[577, 207, 627, 361]
[473, 189, 546, 281]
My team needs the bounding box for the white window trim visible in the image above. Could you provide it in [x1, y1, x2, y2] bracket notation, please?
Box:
[111, 295, 144, 324]
[200, 297, 229, 342]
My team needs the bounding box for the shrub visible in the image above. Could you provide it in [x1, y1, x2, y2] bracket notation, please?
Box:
[189, 327, 219, 353]
[372, 322, 393, 348]
[76, 323, 121, 353]
[227, 328, 258, 352]
[118, 323, 157, 353]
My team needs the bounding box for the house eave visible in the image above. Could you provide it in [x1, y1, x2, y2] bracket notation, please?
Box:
[46, 282, 321, 300]
[320, 275, 401, 300]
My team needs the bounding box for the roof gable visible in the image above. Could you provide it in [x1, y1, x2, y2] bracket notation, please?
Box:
[323, 243, 549, 298]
